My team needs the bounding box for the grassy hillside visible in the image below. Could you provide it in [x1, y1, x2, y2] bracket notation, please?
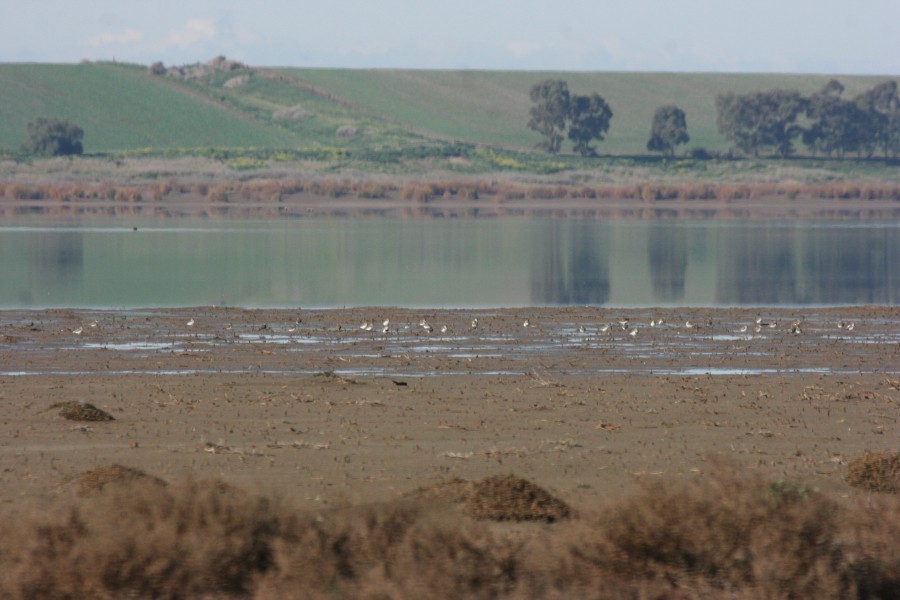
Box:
[279, 68, 893, 154]
[0, 61, 895, 161]
[0, 63, 302, 152]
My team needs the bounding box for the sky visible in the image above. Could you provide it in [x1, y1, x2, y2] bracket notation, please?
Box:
[2, 0, 898, 75]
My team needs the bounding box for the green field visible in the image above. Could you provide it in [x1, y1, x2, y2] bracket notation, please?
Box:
[280, 68, 892, 153]
[0, 61, 894, 159]
[0, 63, 302, 152]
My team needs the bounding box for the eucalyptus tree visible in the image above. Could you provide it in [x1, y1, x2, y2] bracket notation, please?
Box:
[647, 105, 690, 157]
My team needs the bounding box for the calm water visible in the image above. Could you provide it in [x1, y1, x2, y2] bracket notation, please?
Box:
[0, 215, 897, 308]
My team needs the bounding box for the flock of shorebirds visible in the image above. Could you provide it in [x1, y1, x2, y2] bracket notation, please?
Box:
[63, 314, 858, 340]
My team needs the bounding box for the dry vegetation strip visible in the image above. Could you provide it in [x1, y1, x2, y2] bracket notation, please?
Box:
[1, 460, 897, 599]
[2, 178, 900, 207]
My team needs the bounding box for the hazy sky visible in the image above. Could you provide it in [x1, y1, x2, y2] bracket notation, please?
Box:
[3, 0, 898, 74]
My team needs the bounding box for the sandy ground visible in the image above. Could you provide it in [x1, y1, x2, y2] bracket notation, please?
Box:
[1, 306, 898, 510]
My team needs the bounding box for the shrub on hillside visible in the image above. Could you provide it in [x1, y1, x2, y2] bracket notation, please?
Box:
[22, 117, 84, 156]
[272, 105, 314, 121]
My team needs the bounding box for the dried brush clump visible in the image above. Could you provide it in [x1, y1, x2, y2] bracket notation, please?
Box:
[565, 461, 899, 598]
[846, 451, 900, 493]
[48, 400, 114, 422]
[1, 466, 899, 598]
[76, 463, 167, 495]
[0, 477, 279, 599]
[464, 474, 571, 522]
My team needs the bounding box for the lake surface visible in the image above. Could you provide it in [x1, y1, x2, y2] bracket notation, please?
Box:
[0, 215, 897, 308]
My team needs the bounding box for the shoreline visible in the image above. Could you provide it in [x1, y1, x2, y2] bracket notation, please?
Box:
[2, 305, 897, 509]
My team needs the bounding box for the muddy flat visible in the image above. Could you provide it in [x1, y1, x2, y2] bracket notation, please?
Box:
[1, 306, 897, 509]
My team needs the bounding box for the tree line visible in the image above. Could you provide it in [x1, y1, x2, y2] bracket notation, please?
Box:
[529, 78, 900, 159]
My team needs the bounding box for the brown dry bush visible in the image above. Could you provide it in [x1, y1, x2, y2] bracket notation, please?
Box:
[566, 461, 896, 598]
[2, 466, 899, 598]
[49, 400, 114, 422]
[76, 463, 167, 495]
[0, 477, 279, 599]
[846, 451, 900, 493]
[464, 474, 570, 522]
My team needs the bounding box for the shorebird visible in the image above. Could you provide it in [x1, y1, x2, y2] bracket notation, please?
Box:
[684, 320, 695, 329]
[737, 325, 748, 333]
[440, 325, 448, 334]
[186, 318, 195, 327]
[72, 326, 83, 335]
[578, 325, 586, 333]
[599, 323, 610, 333]
[790, 320, 802, 335]
[618, 318, 629, 330]
[846, 322, 855, 331]
[89, 320, 98, 328]
[381, 324, 390, 334]
[382, 319, 390, 328]
[360, 321, 370, 330]
[523, 318, 530, 328]
[628, 328, 638, 337]
[471, 318, 478, 330]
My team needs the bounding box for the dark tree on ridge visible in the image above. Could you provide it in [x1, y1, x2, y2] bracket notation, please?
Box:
[647, 105, 690, 156]
[528, 80, 570, 154]
[567, 93, 613, 157]
[23, 117, 84, 156]
[716, 90, 806, 157]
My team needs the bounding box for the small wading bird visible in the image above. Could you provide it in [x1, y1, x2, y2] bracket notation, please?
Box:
[471, 318, 478, 330]
[186, 318, 195, 327]
[72, 326, 83, 335]
[523, 318, 530, 328]
[599, 323, 610, 333]
[629, 328, 638, 337]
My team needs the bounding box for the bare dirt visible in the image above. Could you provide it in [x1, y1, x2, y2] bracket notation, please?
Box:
[1, 306, 897, 511]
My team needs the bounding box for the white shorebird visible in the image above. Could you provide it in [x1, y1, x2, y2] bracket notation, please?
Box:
[618, 319, 629, 330]
[599, 323, 610, 333]
[382, 319, 390, 328]
[72, 326, 83, 335]
[846, 322, 855, 331]
[89, 320, 98, 328]
[684, 320, 695, 329]
[738, 325, 748, 333]
[360, 321, 370, 330]
[440, 325, 448, 334]
[791, 320, 802, 335]
[523, 318, 530, 328]
[578, 325, 586, 333]
[186, 318, 195, 327]
[471, 318, 478, 330]
[628, 328, 638, 337]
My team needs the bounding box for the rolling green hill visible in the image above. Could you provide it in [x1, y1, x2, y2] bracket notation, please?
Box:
[0, 61, 894, 158]
[279, 68, 893, 153]
[0, 63, 302, 152]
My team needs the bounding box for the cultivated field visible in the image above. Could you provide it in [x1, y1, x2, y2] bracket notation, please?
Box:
[1, 61, 894, 158]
